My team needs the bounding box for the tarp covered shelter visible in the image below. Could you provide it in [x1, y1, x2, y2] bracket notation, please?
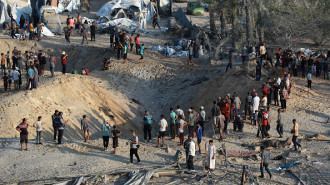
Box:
[57, 0, 80, 13]
[97, 0, 155, 21]
[0, 0, 10, 25]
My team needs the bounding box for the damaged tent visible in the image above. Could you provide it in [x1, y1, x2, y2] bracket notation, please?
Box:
[97, 0, 155, 21]
[57, 0, 80, 13]
[10, 2, 32, 26]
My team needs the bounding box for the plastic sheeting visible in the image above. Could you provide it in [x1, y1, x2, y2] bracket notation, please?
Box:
[57, 0, 80, 13]
[0, 1, 32, 26]
[109, 18, 138, 27]
[97, 0, 155, 21]
[0, 1, 10, 24]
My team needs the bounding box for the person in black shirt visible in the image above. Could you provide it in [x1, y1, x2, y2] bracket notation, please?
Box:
[90, 22, 96, 41]
[16, 118, 29, 151]
[111, 125, 121, 155]
[1, 72, 8, 93]
[152, 12, 160, 29]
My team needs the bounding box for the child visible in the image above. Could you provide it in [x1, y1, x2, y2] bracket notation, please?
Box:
[1, 72, 8, 93]
[111, 125, 121, 155]
[165, 43, 172, 60]
[8, 70, 12, 89]
[33, 116, 43, 144]
[6, 51, 10, 69]
[138, 44, 145, 63]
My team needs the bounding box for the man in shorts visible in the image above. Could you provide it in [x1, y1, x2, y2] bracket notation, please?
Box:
[158, 115, 168, 148]
[111, 125, 121, 155]
[81, 115, 90, 142]
[16, 118, 29, 151]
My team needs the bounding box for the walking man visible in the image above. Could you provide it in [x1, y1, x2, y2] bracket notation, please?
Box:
[276, 109, 284, 138]
[16, 118, 29, 151]
[33, 116, 43, 145]
[81, 115, 90, 142]
[199, 106, 206, 135]
[143, 111, 152, 142]
[291, 119, 301, 151]
[152, 11, 161, 29]
[129, 131, 140, 164]
[259, 146, 272, 179]
[49, 55, 56, 77]
[195, 123, 203, 154]
[169, 108, 177, 140]
[158, 115, 168, 148]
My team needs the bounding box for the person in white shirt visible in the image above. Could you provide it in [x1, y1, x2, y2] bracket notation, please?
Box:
[33, 116, 43, 144]
[175, 105, 185, 134]
[178, 115, 187, 147]
[207, 140, 216, 172]
[12, 68, 20, 90]
[199, 106, 206, 135]
[158, 115, 168, 148]
[188, 136, 196, 171]
[276, 76, 281, 87]
[253, 93, 260, 113]
[307, 71, 312, 89]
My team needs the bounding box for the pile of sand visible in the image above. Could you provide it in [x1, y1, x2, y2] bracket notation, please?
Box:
[0, 75, 135, 140]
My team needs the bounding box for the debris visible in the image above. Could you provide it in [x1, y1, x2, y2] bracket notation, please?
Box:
[124, 170, 154, 185]
[276, 162, 302, 171]
[221, 150, 259, 158]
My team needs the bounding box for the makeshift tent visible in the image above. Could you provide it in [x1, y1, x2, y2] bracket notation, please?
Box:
[97, 0, 155, 21]
[57, 0, 80, 13]
[0, 0, 10, 25]
[10, 2, 32, 26]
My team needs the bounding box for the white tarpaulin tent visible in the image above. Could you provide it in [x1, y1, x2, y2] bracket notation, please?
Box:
[0, 0, 10, 25]
[11, 2, 32, 26]
[57, 0, 80, 13]
[159, 0, 169, 8]
[97, 0, 155, 21]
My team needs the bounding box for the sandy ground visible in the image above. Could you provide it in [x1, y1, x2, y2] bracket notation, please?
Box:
[0, 1, 329, 184]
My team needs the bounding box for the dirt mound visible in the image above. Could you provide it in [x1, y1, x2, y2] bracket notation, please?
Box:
[0, 75, 134, 140]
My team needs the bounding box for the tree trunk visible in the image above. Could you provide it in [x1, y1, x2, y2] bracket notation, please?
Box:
[245, 0, 252, 46]
[210, 5, 217, 36]
[231, 7, 238, 50]
[220, 8, 227, 38]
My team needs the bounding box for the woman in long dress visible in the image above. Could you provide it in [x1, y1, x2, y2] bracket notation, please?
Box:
[33, 66, 39, 88]
[207, 140, 216, 172]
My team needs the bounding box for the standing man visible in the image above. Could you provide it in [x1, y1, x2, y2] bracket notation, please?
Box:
[175, 105, 185, 135]
[211, 101, 220, 128]
[111, 125, 121, 155]
[187, 136, 196, 172]
[135, 34, 141, 54]
[259, 146, 272, 179]
[29, 22, 34, 40]
[55, 112, 69, 144]
[291, 119, 301, 151]
[187, 109, 195, 137]
[81, 27, 88, 44]
[90, 22, 96, 41]
[307, 71, 312, 89]
[233, 94, 241, 117]
[245, 92, 252, 120]
[16, 118, 29, 151]
[52, 110, 59, 141]
[262, 109, 269, 139]
[178, 115, 187, 147]
[102, 119, 111, 151]
[49, 55, 56, 77]
[61, 52, 68, 75]
[199, 106, 206, 135]
[158, 115, 168, 148]
[143, 111, 152, 142]
[223, 102, 230, 133]
[123, 43, 128, 64]
[1, 53, 5, 75]
[207, 140, 216, 172]
[76, 13, 81, 30]
[225, 50, 233, 72]
[218, 111, 225, 141]
[129, 131, 140, 164]
[33, 116, 43, 145]
[152, 11, 161, 29]
[137, 44, 145, 63]
[276, 109, 284, 138]
[252, 93, 260, 113]
[81, 115, 90, 142]
[12, 68, 20, 90]
[169, 108, 177, 140]
[40, 53, 46, 76]
[188, 42, 194, 65]
[195, 123, 203, 154]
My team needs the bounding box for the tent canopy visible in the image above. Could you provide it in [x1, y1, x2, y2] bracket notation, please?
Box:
[57, 0, 80, 13]
[97, 0, 155, 21]
[0, 0, 32, 26]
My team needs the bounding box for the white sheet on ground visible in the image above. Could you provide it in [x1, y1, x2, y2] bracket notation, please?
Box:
[41, 25, 55, 36]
